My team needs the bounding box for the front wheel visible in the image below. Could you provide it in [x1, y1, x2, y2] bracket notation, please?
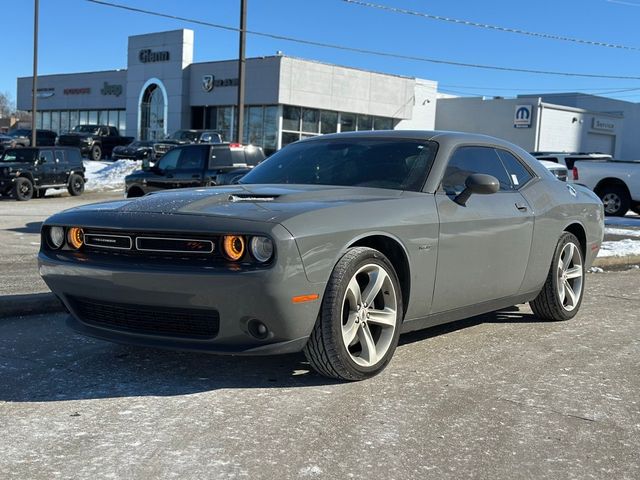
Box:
[13, 177, 34, 201]
[90, 144, 102, 161]
[530, 232, 585, 321]
[304, 247, 403, 381]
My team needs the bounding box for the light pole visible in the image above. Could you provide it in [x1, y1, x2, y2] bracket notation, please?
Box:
[31, 0, 39, 147]
[236, 0, 247, 144]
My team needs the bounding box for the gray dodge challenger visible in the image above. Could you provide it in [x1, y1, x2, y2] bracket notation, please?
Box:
[39, 131, 604, 381]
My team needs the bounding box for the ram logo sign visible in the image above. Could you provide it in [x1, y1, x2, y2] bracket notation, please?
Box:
[514, 105, 533, 128]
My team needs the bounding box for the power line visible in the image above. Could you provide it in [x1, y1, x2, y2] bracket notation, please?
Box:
[84, 0, 640, 80]
[342, 0, 640, 52]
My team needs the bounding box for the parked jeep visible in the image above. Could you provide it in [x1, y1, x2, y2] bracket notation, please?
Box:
[0, 147, 85, 201]
[58, 125, 134, 161]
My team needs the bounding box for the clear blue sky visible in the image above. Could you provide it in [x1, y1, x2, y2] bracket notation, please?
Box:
[3, 0, 640, 105]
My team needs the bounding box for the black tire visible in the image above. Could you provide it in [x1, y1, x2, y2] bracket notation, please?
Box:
[67, 174, 85, 196]
[631, 204, 640, 216]
[303, 247, 403, 381]
[90, 144, 102, 161]
[34, 188, 47, 199]
[13, 177, 34, 201]
[530, 232, 585, 321]
[598, 184, 630, 217]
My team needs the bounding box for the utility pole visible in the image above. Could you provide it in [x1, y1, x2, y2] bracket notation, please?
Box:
[31, 0, 39, 147]
[236, 0, 247, 144]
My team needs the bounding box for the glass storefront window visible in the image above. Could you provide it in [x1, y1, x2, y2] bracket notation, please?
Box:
[301, 108, 319, 133]
[42, 111, 51, 130]
[340, 113, 356, 132]
[60, 111, 69, 133]
[217, 107, 233, 143]
[107, 110, 119, 128]
[357, 115, 373, 131]
[283, 106, 301, 131]
[281, 132, 300, 147]
[374, 116, 393, 130]
[79, 111, 88, 125]
[88, 111, 98, 124]
[118, 111, 126, 134]
[35, 111, 43, 129]
[247, 107, 264, 146]
[50, 111, 59, 133]
[263, 106, 278, 154]
[69, 110, 79, 130]
[320, 111, 338, 134]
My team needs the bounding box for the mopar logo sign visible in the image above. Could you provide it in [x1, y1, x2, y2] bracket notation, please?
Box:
[514, 105, 533, 128]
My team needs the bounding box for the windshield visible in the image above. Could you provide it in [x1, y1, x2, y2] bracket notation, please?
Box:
[72, 125, 100, 134]
[240, 138, 437, 192]
[168, 130, 199, 142]
[0, 149, 37, 163]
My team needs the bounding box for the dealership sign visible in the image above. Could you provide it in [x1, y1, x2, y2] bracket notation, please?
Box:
[101, 82, 123, 97]
[64, 87, 91, 95]
[35, 87, 55, 99]
[592, 117, 615, 131]
[514, 105, 533, 128]
[139, 49, 170, 63]
[202, 74, 239, 92]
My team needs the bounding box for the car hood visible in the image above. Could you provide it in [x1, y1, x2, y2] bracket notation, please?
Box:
[52, 184, 404, 225]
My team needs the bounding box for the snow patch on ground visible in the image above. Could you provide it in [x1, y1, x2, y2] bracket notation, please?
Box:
[597, 239, 640, 258]
[83, 160, 140, 192]
[605, 227, 640, 238]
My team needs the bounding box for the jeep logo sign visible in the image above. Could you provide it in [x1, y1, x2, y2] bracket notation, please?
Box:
[139, 49, 170, 63]
[100, 82, 123, 97]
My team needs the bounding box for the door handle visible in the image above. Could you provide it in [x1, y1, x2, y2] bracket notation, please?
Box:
[515, 203, 528, 212]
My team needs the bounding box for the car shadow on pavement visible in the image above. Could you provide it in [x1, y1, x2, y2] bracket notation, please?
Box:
[0, 307, 542, 403]
[7, 221, 42, 234]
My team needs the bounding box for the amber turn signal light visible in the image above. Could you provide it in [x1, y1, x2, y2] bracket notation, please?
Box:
[67, 227, 84, 250]
[292, 294, 319, 304]
[222, 235, 246, 261]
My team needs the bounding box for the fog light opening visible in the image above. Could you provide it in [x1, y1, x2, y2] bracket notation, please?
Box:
[247, 319, 269, 340]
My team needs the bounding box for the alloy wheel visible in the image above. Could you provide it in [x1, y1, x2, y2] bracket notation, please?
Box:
[602, 193, 621, 215]
[556, 242, 583, 312]
[341, 263, 397, 367]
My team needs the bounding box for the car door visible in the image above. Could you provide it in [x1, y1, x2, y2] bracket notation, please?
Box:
[431, 146, 534, 313]
[54, 149, 69, 184]
[36, 149, 57, 185]
[172, 145, 207, 188]
[146, 148, 181, 190]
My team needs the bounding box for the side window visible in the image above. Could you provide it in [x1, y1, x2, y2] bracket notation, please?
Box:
[495, 149, 533, 189]
[156, 148, 181, 171]
[39, 150, 54, 164]
[109, 127, 118, 136]
[54, 149, 67, 166]
[441, 146, 512, 195]
[99, 127, 109, 136]
[209, 148, 232, 168]
[177, 147, 205, 169]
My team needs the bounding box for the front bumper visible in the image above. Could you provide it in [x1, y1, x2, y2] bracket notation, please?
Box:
[0, 176, 17, 194]
[38, 228, 324, 355]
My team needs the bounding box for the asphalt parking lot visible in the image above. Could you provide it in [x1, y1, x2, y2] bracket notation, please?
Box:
[1, 270, 638, 479]
[0, 191, 121, 295]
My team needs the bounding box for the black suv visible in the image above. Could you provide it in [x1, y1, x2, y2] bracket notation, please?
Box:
[0, 147, 85, 201]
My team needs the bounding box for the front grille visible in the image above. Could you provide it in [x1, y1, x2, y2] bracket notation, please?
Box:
[70, 296, 220, 339]
[153, 143, 174, 155]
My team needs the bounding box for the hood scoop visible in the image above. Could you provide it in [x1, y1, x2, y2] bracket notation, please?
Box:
[228, 194, 278, 203]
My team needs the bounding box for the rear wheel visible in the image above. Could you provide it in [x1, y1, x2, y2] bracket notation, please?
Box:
[304, 247, 402, 381]
[90, 144, 102, 161]
[67, 174, 84, 196]
[530, 233, 584, 321]
[13, 177, 34, 201]
[599, 185, 630, 217]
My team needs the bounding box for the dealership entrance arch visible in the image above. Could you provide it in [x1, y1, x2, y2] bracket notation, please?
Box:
[138, 79, 167, 140]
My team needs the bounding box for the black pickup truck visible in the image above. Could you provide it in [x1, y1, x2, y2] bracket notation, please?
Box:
[0, 147, 85, 201]
[124, 143, 265, 198]
[58, 125, 134, 161]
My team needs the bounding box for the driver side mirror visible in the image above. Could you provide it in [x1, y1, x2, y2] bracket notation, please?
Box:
[454, 173, 500, 206]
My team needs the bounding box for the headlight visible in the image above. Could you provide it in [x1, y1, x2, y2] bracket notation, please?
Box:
[48, 226, 65, 249]
[222, 235, 245, 261]
[82, 137, 92, 143]
[250, 236, 274, 263]
[67, 227, 84, 250]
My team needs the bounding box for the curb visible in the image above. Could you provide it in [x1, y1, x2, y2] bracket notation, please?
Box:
[0, 292, 65, 319]
[592, 254, 640, 269]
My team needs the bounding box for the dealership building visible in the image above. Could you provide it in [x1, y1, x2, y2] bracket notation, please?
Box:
[17, 29, 438, 154]
[436, 93, 640, 160]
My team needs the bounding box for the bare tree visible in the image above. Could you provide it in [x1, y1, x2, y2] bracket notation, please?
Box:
[0, 91, 15, 118]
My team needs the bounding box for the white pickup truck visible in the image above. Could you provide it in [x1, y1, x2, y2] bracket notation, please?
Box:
[532, 152, 640, 216]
